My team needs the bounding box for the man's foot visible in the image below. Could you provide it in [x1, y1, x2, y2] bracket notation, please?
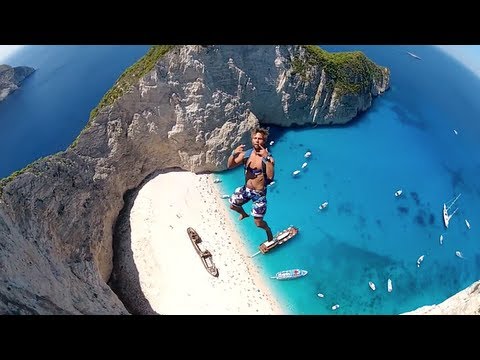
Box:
[239, 213, 250, 221]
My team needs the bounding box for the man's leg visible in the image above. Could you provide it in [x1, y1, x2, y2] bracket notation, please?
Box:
[229, 186, 249, 221]
[230, 203, 249, 220]
[254, 217, 273, 241]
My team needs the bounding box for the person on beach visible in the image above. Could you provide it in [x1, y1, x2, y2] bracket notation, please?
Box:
[227, 127, 275, 241]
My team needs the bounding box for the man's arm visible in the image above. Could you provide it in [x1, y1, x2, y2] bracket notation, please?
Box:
[227, 145, 246, 169]
[263, 156, 274, 180]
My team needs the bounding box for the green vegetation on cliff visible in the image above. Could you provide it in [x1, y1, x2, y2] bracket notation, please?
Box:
[71, 45, 175, 148]
[292, 45, 385, 95]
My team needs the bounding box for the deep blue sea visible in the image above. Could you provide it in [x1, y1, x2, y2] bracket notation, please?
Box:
[0, 45, 150, 178]
[2, 45, 479, 315]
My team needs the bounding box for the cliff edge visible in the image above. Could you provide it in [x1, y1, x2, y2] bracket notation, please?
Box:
[0, 64, 35, 101]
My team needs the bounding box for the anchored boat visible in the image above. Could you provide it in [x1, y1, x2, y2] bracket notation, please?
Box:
[270, 269, 308, 280]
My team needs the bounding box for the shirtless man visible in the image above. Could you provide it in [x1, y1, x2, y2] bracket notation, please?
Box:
[227, 127, 274, 241]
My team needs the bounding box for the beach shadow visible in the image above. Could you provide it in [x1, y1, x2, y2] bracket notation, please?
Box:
[109, 167, 185, 315]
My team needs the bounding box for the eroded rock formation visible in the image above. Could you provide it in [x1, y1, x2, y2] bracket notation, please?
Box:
[0, 64, 35, 101]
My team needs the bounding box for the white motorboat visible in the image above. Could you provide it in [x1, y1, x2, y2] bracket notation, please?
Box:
[465, 219, 471, 229]
[394, 189, 403, 197]
[387, 278, 393, 293]
[368, 281, 376, 291]
[292, 170, 300, 176]
[455, 250, 464, 259]
[407, 51, 422, 60]
[417, 254, 425, 268]
[319, 201, 328, 210]
[304, 151, 312, 158]
[301, 162, 308, 169]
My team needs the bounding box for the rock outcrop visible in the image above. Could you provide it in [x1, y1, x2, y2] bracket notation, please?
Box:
[402, 280, 480, 315]
[0, 64, 35, 101]
[0, 45, 391, 314]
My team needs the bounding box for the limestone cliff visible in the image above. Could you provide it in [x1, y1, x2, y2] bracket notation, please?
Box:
[0, 64, 35, 101]
[0, 45, 391, 314]
[402, 280, 480, 315]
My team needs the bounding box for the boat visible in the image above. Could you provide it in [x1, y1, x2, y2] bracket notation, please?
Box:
[443, 193, 461, 228]
[213, 178, 222, 183]
[292, 170, 300, 176]
[252, 225, 299, 256]
[270, 268, 308, 280]
[317, 293, 324, 298]
[455, 250, 464, 259]
[387, 278, 393, 293]
[331, 304, 340, 310]
[439, 234, 444, 245]
[417, 254, 425, 268]
[269, 140, 275, 146]
[187, 227, 219, 277]
[453, 129, 458, 135]
[221, 194, 230, 199]
[465, 219, 471, 229]
[304, 151, 312, 158]
[319, 201, 328, 210]
[368, 281, 376, 291]
[394, 189, 403, 197]
[407, 51, 422, 60]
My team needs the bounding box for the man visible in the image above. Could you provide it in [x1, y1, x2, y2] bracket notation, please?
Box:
[227, 127, 274, 241]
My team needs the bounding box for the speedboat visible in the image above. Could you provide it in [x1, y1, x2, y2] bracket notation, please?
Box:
[465, 219, 471, 229]
[455, 250, 464, 259]
[387, 278, 393, 293]
[292, 170, 300, 176]
[417, 254, 425, 268]
[304, 151, 312, 158]
[394, 189, 403, 197]
[439, 234, 444, 245]
[368, 281, 376, 291]
[319, 201, 328, 210]
[301, 162, 308, 169]
[407, 51, 422, 60]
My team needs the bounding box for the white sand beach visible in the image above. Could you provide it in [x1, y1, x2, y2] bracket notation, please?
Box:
[129, 171, 284, 315]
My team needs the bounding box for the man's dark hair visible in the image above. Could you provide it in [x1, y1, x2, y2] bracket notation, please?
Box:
[251, 127, 269, 140]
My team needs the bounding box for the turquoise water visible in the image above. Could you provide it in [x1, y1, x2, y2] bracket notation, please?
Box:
[216, 45, 480, 314]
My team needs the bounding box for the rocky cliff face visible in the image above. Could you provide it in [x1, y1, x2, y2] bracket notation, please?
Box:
[0, 45, 393, 314]
[0, 64, 35, 101]
[402, 280, 480, 315]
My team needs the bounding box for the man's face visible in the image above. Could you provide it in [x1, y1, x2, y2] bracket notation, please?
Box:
[252, 132, 266, 151]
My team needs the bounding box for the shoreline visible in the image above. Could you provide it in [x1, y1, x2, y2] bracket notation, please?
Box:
[128, 170, 285, 315]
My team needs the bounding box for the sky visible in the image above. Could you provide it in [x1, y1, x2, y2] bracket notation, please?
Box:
[0, 45, 479, 77]
[437, 45, 480, 77]
[0, 45, 25, 63]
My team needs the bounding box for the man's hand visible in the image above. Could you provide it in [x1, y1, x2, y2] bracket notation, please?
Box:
[257, 144, 269, 158]
[232, 144, 245, 155]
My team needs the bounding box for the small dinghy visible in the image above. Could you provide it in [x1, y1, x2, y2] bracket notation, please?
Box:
[387, 278, 393, 293]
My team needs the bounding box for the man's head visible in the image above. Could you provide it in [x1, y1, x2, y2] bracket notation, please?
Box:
[251, 127, 269, 151]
